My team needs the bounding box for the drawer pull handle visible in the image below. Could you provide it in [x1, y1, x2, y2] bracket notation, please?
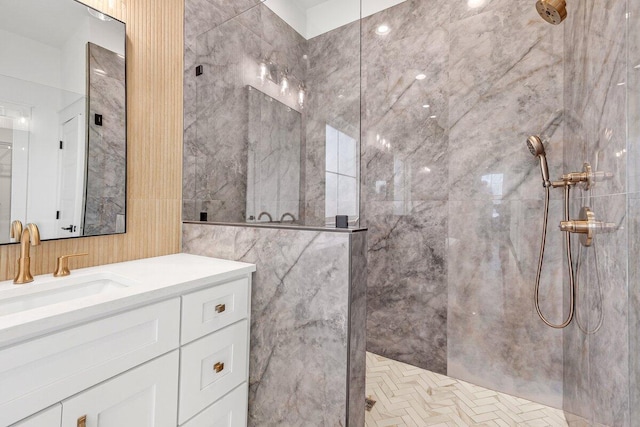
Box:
[215, 304, 226, 313]
[77, 415, 87, 427]
[214, 362, 225, 373]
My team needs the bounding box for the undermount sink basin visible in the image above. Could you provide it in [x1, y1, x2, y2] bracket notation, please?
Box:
[0, 273, 135, 316]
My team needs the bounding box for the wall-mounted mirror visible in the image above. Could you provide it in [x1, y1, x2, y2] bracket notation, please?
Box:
[0, 0, 126, 244]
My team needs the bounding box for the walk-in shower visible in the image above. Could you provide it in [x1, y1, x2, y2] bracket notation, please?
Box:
[183, 0, 639, 424]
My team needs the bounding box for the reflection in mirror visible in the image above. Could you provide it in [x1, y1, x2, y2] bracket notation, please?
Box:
[0, 0, 126, 244]
[247, 87, 302, 224]
[183, 0, 369, 228]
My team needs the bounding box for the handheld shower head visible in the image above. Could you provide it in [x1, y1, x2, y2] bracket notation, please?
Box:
[527, 135, 551, 187]
[536, 0, 567, 25]
[527, 135, 545, 157]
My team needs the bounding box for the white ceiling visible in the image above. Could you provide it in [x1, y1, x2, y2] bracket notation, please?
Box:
[296, 0, 328, 9]
[0, 0, 111, 48]
[264, 0, 407, 39]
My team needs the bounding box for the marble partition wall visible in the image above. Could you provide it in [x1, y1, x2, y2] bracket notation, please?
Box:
[562, 0, 631, 425]
[362, 0, 565, 405]
[182, 223, 366, 427]
[84, 43, 126, 235]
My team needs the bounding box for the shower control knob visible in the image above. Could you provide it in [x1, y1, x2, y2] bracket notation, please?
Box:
[559, 207, 617, 246]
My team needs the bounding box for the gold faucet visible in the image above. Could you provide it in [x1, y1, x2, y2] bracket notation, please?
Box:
[14, 223, 41, 284]
[9, 220, 23, 242]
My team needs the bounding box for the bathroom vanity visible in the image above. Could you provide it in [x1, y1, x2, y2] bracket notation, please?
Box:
[0, 254, 255, 427]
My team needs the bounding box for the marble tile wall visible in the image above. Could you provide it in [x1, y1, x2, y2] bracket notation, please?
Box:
[629, 200, 640, 424]
[349, 231, 367, 427]
[361, 0, 565, 406]
[303, 21, 361, 226]
[563, 0, 632, 425]
[85, 43, 126, 235]
[629, 0, 640, 421]
[184, 0, 360, 227]
[362, 0, 450, 376]
[182, 223, 366, 426]
[183, 0, 260, 220]
[84, 43, 127, 236]
[183, 0, 307, 223]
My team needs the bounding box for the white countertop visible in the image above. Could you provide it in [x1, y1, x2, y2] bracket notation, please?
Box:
[0, 253, 256, 348]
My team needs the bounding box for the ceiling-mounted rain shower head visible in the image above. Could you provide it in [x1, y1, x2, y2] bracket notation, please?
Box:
[536, 0, 567, 25]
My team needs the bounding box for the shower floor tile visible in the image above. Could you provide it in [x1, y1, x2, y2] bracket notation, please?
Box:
[365, 352, 590, 427]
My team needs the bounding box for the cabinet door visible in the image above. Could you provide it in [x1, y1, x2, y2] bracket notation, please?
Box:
[61, 351, 179, 427]
[11, 404, 62, 427]
[181, 384, 247, 427]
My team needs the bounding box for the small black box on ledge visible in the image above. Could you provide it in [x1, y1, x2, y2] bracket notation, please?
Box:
[200, 212, 208, 222]
[335, 215, 349, 229]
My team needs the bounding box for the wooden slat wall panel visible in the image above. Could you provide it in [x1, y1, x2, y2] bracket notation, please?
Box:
[0, 0, 183, 281]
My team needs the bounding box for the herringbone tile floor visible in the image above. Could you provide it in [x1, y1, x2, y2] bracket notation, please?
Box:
[365, 352, 591, 427]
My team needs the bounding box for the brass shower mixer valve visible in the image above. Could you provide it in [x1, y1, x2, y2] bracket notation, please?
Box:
[559, 207, 617, 247]
[551, 163, 613, 189]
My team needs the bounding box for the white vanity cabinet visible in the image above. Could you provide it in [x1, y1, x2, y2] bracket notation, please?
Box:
[0, 255, 253, 427]
[60, 351, 179, 427]
[178, 278, 251, 426]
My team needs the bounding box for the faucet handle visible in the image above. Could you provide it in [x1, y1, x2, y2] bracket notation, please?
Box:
[54, 253, 88, 277]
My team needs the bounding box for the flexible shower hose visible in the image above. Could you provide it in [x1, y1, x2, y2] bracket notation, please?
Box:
[534, 184, 575, 328]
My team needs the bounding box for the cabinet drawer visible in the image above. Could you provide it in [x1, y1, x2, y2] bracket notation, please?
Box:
[0, 298, 180, 426]
[11, 404, 62, 427]
[181, 277, 249, 344]
[179, 320, 249, 424]
[181, 383, 247, 427]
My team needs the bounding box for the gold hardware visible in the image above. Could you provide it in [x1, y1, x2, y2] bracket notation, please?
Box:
[54, 253, 89, 277]
[77, 415, 87, 427]
[14, 223, 40, 285]
[560, 207, 617, 247]
[214, 362, 224, 373]
[562, 163, 592, 189]
[9, 220, 22, 242]
[550, 163, 615, 190]
[536, 0, 567, 25]
[215, 304, 226, 313]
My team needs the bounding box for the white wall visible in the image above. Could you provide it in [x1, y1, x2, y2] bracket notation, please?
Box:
[61, 17, 125, 96]
[0, 29, 62, 90]
[61, 20, 91, 99]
